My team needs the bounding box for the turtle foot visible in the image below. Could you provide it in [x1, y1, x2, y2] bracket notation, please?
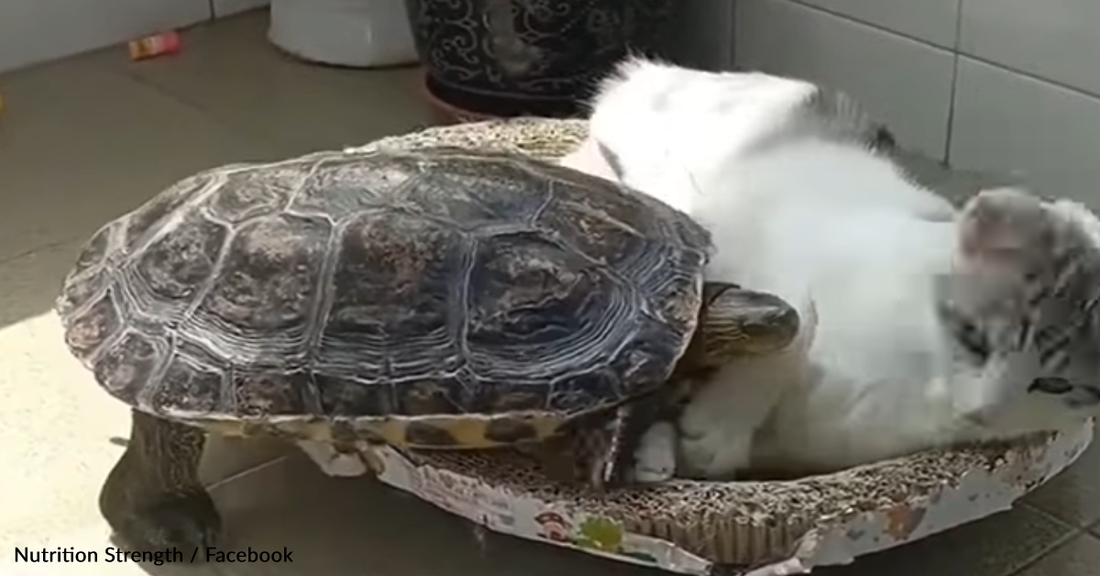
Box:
[100, 409, 220, 560]
[106, 490, 222, 558]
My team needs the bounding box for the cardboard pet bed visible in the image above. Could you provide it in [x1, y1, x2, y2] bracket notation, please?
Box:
[296, 118, 1095, 576]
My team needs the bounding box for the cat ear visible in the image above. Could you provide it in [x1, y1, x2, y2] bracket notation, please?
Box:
[957, 187, 1054, 268]
[1048, 198, 1100, 250]
[951, 188, 1054, 314]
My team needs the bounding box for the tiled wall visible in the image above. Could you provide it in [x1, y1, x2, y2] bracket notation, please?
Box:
[734, 0, 1100, 209]
[664, 0, 737, 71]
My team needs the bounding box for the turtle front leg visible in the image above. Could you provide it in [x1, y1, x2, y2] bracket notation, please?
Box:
[539, 391, 680, 489]
[593, 392, 687, 488]
[100, 409, 221, 555]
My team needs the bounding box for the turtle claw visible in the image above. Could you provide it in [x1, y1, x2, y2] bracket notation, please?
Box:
[533, 420, 628, 489]
[574, 404, 658, 489]
[108, 491, 222, 557]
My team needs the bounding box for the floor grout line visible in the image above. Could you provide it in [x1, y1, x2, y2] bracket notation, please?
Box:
[0, 236, 82, 267]
[206, 453, 290, 490]
[1080, 528, 1100, 541]
[76, 18, 291, 155]
[1083, 517, 1100, 538]
[1017, 500, 1084, 530]
[121, 58, 318, 154]
[1003, 529, 1083, 576]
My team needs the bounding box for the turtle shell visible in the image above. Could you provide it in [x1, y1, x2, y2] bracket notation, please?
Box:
[56, 146, 711, 448]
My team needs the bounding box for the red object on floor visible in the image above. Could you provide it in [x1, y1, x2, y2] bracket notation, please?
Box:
[128, 31, 182, 61]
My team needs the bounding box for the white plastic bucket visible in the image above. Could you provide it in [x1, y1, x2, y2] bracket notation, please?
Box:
[268, 0, 419, 68]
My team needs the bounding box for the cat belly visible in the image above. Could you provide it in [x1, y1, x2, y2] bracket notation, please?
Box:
[679, 226, 960, 477]
[749, 365, 963, 473]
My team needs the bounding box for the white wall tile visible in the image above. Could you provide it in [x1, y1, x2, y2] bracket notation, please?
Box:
[734, 0, 956, 159]
[0, 0, 210, 73]
[213, 0, 270, 18]
[796, 0, 960, 48]
[959, 0, 1100, 96]
[950, 57, 1100, 210]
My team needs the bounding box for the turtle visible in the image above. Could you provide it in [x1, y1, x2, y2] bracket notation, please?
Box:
[56, 145, 800, 556]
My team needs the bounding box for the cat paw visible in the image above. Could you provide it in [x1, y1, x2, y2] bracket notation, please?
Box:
[678, 430, 752, 480]
[630, 421, 678, 484]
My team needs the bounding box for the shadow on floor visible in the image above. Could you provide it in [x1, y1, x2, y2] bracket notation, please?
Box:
[50, 450, 671, 576]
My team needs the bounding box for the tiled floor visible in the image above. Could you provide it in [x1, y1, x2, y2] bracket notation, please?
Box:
[0, 9, 1098, 576]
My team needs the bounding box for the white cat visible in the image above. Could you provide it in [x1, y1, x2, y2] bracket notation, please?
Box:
[562, 59, 1100, 482]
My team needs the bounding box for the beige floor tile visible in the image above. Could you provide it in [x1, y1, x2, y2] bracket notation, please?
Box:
[1012, 533, 1100, 576]
[104, 12, 431, 156]
[1023, 442, 1100, 528]
[0, 51, 279, 266]
[812, 506, 1072, 576]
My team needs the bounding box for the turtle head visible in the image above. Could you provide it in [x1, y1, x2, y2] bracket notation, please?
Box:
[680, 282, 801, 373]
